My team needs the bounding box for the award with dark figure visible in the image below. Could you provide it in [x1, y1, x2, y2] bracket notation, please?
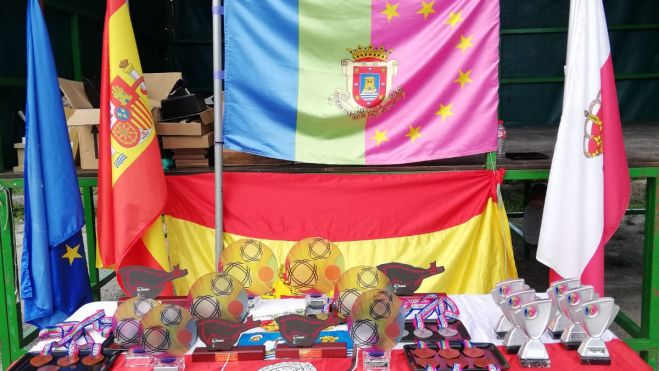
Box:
[189, 272, 266, 361]
[274, 314, 346, 358]
[118, 265, 188, 298]
[376, 261, 445, 296]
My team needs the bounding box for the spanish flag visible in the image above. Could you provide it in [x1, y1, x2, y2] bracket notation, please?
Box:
[97, 0, 171, 294]
[165, 171, 517, 295]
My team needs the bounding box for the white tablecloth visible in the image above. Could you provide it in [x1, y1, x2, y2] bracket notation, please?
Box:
[30, 294, 615, 353]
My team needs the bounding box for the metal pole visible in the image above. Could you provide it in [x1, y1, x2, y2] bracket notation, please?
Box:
[212, 0, 223, 269]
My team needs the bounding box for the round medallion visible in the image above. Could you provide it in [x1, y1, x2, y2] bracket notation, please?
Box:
[29, 354, 53, 367]
[56, 356, 79, 367]
[82, 354, 105, 366]
[463, 347, 485, 358]
[437, 348, 460, 359]
[412, 347, 435, 359]
[413, 328, 433, 339]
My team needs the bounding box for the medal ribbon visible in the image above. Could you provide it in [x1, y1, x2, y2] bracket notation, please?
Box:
[67, 342, 79, 358]
[437, 340, 451, 350]
[436, 296, 460, 329]
[90, 343, 103, 357]
[41, 342, 54, 356]
[416, 340, 428, 349]
[413, 294, 439, 331]
[452, 364, 464, 371]
[55, 310, 106, 347]
[425, 366, 435, 371]
[462, 340, 473, 349]
[487, 365, 500, 371]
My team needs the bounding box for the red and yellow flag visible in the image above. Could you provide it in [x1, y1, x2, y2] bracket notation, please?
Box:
[164, 171, 517, 295]
[97, 0, 171, 294]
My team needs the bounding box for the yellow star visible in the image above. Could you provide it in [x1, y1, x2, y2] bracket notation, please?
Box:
[456, 35, 474, 53]
[445, 11, 463, 28]
[435, 103, 454, 121]
[454, 69, 473, 89]
[371, 129, 390, 146]
[381, 2, 400, 23]
[62, 244, 83, 266]
[406, 125, 422, 142]
[417, 0, 436, 20]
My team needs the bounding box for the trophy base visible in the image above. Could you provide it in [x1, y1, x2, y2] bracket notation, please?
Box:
[503, 327, 528, 354]
[578, 337, 611, 365]
[305, 294, 329, 316]
[560, 324, 588, 350]
[518, 339, 550, 368]
[363, 350, 391, 370]
[495, 315, 513, 339]
[153, 357, 185, 371]
[125, 349, 152, 368]
[520, 359, 551, 368]
[548, 330, 563, 339]
[275, 343, 347, 359]
[547, 312, 570, 339]
[190, 345, 265, 362]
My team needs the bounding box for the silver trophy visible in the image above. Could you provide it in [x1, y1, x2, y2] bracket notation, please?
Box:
[515, 299, 552, 368]
[546, 278, 581, 339]
[502, 289, 537, 353]
[557, 285, 599, 349]
[574, 297, 619, 365]
[491, 279, 529, 339]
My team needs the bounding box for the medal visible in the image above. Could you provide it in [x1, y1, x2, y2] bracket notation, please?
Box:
[462, 340, 485, 358]
[31, 342, 54, 367]
[56, 342, 79, 367]
[82, 343, 105, 366]
[413, 340, 435, 358]
[30, 355, 53, 368]
[414, 328, 433, 339]
[437, 340, 460, 359]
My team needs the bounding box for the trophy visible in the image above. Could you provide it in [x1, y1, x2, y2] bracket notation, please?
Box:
[502, 289, 536, 353]
[283, 238, 345, 316]
[139, 304, 197, 370]
[274, 314, 347, 358]
[557, 285, 598, 349]
[491, 279, 529, 338]
[546, 278, 581, 338]
[349, 289, 405, 370]
[219, 239, 279, 309]
[515, 299, 552, 368]
[574, 297, 619, 364]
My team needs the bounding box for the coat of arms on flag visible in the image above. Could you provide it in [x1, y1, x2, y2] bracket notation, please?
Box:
[330, 44, 405, 119]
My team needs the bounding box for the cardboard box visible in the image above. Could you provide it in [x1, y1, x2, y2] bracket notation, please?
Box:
[14, 143, 24, 168]
[173, 148, 208, 160]
[155, 109, 213, 136]
[175, 158, 211, 168]
[162, 132, 213, 149]
[59, 73, 182, 170]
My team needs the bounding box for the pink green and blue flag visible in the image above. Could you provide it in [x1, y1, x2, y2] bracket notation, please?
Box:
[224, 0, 499, 165]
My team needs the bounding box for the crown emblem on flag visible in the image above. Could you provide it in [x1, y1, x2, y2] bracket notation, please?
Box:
[346, 44, 392, 62]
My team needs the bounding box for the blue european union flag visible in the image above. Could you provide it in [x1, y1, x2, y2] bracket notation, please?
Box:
[20, 0, 92, 328]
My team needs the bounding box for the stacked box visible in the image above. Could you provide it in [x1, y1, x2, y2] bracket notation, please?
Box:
[157, 107, 215, 169]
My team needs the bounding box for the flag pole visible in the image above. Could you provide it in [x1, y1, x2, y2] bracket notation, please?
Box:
[212, 0, 223, 269]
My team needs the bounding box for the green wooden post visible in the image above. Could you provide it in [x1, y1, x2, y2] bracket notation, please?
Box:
[0, 186, 16, 369]
[640, 177, 658, 368]
[82, 186, 100, 300]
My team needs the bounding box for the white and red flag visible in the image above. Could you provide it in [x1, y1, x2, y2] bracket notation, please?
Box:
[536, 0, 630, 295]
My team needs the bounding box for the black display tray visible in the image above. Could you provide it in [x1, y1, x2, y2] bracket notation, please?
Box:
[403, 341, 510, 370]
[401, 318, 471, 342]
[8, 348, 121, 371]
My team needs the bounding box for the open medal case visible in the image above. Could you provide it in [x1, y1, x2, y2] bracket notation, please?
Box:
[403, 342, 510, 370]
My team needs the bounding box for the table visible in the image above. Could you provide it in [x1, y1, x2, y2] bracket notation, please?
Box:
[30, 295, 651, 370]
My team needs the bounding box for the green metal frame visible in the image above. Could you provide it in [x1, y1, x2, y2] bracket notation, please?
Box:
[0, 166, 657, 368]
[0, 179, 114, 369]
